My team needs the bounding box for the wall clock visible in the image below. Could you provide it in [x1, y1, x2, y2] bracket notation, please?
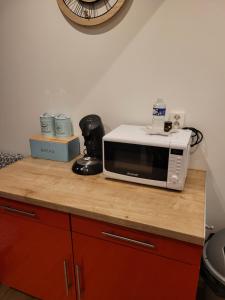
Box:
[57, 0, 126, 26]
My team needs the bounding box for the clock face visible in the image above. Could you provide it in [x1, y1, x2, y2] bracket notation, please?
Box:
[57, 0, 126, 26]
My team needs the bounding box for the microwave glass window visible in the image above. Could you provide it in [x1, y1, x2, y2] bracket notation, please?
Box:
[104, 142, 169, 181]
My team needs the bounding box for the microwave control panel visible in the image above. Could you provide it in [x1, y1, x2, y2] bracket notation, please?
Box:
[167, 149, 185, 188]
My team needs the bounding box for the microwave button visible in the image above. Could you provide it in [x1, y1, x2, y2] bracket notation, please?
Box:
[171, 174, 179, 183]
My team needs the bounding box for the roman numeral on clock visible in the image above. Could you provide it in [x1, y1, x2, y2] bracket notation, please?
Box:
[104, 0, 112, 11]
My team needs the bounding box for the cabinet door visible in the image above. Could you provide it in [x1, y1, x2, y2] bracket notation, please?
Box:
[73, 232, 200, 300]
[0, 200, 76, 300]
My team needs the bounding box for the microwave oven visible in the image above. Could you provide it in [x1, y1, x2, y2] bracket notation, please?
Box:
[103, 125, 192, 191]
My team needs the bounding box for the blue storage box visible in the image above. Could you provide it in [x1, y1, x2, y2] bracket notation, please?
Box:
[30, 135, 80, 162]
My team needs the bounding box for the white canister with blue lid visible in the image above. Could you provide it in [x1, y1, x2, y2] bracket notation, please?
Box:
[40, 113, 55, 136]
[55, 114, 73, 138]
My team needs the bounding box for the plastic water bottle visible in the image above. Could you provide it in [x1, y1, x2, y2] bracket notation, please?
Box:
[152, 98, 166, 132]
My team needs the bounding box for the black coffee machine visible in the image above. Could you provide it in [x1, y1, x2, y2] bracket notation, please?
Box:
[72, 114, 105, 175]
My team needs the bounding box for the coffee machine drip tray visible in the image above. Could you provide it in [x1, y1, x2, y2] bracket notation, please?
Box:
[72, 156, 103, 175]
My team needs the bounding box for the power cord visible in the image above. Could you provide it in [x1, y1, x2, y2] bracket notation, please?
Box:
[182, 127, 203, 147]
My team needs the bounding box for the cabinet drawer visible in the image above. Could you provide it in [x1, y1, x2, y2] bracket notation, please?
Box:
[71, 215, 202, 266]
[0, 198, 70, 230]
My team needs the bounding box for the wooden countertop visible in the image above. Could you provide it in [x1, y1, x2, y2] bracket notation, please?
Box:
[0, 157, 206, 245]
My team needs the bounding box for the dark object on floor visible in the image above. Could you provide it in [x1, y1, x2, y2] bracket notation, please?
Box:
[72, 114, 105, 175]
[0, 152, 23, 169]
[196, 276, 206, 300]
[201, 228, 225, 299]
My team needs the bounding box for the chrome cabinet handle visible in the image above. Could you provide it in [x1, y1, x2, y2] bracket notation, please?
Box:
[75, 265, 81, 300]
[102, 232, 155, 249]
[63, 260, 69, 296]
[0, 205, 36, 218]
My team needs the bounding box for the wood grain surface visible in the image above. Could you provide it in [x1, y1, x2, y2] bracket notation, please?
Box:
[0, 157, 206, 245]
[30, 135, 78, 144]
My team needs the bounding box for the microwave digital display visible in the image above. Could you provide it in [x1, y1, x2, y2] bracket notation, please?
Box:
[171, 149, 183, 156]
[104, 141, 169, 181]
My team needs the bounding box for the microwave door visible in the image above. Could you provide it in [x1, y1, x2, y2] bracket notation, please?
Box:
[104, 142, 169, 181]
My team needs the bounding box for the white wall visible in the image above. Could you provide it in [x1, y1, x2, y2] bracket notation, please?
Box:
[0, 0, 225, 231]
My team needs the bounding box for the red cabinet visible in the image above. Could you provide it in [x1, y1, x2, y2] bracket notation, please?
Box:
[0, 197, 203, 300]
[72, 216, 202, 300]
[0, 198, 76, 300]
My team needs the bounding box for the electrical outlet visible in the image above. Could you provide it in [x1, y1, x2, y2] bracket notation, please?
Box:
[169, 112, 185, 129]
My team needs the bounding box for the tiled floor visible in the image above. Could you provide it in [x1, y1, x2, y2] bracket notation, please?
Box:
[0, 285, 37, 300]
